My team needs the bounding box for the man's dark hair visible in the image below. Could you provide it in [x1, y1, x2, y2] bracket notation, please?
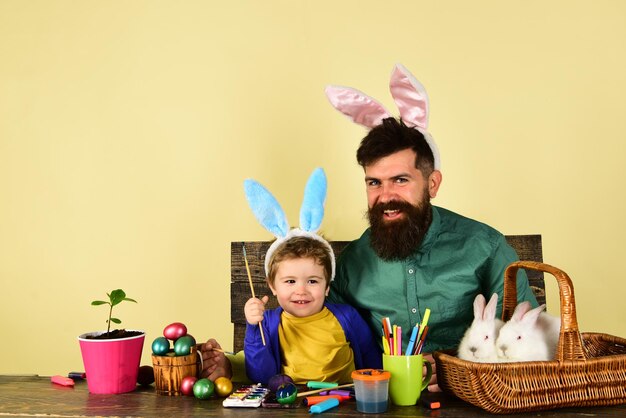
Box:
[356, 117, 435, 176]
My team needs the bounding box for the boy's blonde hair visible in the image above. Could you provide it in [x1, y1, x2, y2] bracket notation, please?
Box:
[266, 235, 333, 287]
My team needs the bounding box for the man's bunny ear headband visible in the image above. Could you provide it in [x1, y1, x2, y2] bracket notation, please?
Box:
[243, 167, 335, 280]
[325, 63, 441, 170]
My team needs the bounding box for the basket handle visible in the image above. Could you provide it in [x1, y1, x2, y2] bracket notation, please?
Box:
[502, 261, 588, 362]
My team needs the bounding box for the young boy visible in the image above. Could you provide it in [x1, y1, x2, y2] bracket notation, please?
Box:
[244, 235, 381, 384]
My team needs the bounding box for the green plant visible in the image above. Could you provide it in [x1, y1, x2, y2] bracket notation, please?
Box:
[91, 289, 137, 335]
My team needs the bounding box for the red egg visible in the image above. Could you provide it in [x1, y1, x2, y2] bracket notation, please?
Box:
[163, 322, 187, 340]
[180, 375, 198, 396]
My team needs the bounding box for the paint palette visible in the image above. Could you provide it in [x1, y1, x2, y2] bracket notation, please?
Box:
[222, 383, 270, 408]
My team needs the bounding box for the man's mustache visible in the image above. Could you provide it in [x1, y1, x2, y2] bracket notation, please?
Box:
[370, 200, 415, 214]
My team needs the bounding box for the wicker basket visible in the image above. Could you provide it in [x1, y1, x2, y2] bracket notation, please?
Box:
[434, 261, 626, 414]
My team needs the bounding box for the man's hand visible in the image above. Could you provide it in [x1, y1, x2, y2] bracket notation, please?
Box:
[199, 338, 232, 381]
[423, 353, 442, 392]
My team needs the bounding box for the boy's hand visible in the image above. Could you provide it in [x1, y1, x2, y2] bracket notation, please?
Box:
[244, 295, 269, 325]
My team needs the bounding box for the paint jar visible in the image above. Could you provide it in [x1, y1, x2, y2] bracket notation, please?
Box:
[351, 369, 391, 413]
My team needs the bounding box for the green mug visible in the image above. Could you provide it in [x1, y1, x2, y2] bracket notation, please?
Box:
[382, 354, 433, 406]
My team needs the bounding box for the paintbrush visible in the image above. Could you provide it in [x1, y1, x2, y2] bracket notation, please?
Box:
[243, 244, 266, 346]
[212, 347, 236, 355]
[297, 383, 354, 397]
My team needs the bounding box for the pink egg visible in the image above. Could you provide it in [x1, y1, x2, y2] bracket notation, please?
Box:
[180, 375, 198, 396]
[163, 322, 187, 340]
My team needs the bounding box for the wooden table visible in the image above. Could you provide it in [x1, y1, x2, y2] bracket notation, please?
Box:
[1, 375, 625, 417]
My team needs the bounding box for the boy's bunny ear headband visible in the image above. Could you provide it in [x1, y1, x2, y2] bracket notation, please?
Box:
[325, 63, 441, 170]
[243, 167, 335, 280]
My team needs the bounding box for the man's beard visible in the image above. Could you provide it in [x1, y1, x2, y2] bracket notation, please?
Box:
[367, 197, 433, 261]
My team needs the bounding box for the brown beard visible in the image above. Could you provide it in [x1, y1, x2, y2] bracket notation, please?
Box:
[367, 197, 433, 261]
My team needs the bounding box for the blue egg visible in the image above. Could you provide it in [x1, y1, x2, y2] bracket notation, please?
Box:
[151, 337, 170, 355]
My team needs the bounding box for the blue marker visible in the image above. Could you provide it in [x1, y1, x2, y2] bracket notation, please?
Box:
[309, 398, 340, 414]
[405, 324, 419, 355]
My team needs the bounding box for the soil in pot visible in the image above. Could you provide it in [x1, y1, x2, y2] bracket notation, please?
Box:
[84, 329, 144, 340]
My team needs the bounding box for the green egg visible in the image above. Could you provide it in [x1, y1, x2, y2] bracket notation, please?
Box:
[151, 337, 170, 356]
[174, 335, 196, 356]
[193, 378, 214, 400]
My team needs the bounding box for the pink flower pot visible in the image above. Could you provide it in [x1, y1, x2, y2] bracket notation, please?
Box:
[78, 330, 145, 394]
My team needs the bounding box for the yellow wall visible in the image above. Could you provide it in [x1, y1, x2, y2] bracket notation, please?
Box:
[1, 1, 625, 375]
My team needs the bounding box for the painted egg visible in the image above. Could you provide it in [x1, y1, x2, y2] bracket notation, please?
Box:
[174, 335, 196, 356]
[137, 365, 154, 386]
[151, 337, 170, 356]
[193, 378, 214, 400]
[276, 382, 298, 404]
[163, 322, 187, 340]
[214, 376, 233, 397]
[268, 373, 294, 393]
[180, 375, 197, 396]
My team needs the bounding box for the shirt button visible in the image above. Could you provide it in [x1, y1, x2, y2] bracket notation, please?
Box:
[408, 269, 414, 274]
[411, 308, 417, 313]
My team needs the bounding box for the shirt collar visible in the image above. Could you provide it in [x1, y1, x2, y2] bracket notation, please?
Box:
[418, 205, 440, 255]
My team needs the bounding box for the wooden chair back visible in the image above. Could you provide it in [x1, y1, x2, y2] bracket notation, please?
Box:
[230, 234, 544, 352]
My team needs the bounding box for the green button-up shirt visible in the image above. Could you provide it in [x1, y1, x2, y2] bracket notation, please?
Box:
[327, 206, 538, 354]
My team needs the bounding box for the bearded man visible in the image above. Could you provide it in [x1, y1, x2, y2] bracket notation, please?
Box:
[326, 117, 538, 391]
[199, 67, 538, 391]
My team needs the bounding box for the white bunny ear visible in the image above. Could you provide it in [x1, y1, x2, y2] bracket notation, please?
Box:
[473, 294, 486, 319]
[389, 63, 430, 129]
[511, 301, 533, 321]
[299, 168, 327, 233]
[520, 304, 546, 325]
[325, 85, 392, 129]
[484, 293, 499, 320]
[243, 179, 289, 238]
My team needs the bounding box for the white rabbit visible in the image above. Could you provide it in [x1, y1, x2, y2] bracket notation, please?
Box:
[458, 293, 504, 363]
[496, 301, 561, 362]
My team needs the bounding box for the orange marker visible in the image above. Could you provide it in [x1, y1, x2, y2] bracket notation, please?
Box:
[304, 395, 350, 406]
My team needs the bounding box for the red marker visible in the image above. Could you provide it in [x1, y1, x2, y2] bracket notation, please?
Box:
[51, 375, 75, 387]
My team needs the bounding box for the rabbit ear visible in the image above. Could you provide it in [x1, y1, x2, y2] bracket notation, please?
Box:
[484, 293, 499, 320]
[299, 168, 327, 233]
[389, 64, 442, 170]
[244, 179, 289, 238]
[389, 63, 429, 129]
[511, 301, 533, 321]
[325, 85, 392, 129]
[473, 294, 486, 319]
[520, 304, 546, 326]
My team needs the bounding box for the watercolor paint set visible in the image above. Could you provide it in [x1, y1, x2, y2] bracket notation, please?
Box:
[222, 383, 270, 408]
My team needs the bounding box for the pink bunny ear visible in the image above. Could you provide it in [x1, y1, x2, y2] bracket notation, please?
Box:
[389, 64, 441, 170]
[325, 85, 392, 129]
[325, 65, 442, 170]
[389, 63, 430, 129]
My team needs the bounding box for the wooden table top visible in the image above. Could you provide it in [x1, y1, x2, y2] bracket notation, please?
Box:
[1, 375, 625, 417]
